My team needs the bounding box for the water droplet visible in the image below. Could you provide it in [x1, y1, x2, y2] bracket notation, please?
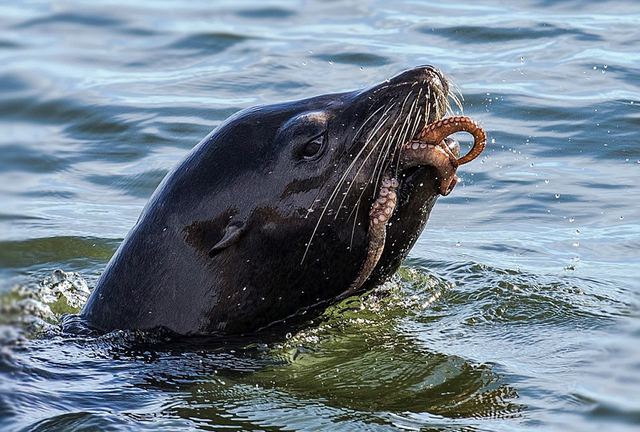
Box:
[555, 193, 560, 199]
[544, 179, 550, 184]
[573, 242, 579, 247]
[575, 229, 580, 235]
[285, 332, 292, 339]
[491, 138, 495, 144]
[569, 217, 574, 222]
[520, 56, 525, 63]
[455, 241, 462, 247]
[620, 216, 624, 220]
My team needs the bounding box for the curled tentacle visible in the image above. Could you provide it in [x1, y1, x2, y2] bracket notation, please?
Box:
[417, 116, 486, 165]
[401, 141, 458, 196]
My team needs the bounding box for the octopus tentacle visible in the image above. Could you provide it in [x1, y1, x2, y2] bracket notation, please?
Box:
[417, 116, 486, 166]
[340, 175, 398, 299]
[401, 141, 458, 196]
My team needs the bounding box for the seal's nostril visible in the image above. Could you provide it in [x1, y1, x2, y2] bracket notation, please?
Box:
[444, 136, 460, 159]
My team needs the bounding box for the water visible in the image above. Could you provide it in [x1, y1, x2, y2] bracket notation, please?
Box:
[1, 0, 639, 430]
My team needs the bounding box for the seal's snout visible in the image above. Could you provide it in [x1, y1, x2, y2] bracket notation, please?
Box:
[389, 65, 448, 89]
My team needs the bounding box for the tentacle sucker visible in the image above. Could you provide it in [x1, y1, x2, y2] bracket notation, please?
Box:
[340, 175, 398, 299]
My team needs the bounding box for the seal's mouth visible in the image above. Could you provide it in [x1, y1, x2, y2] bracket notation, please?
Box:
[338, 66, 487, 298]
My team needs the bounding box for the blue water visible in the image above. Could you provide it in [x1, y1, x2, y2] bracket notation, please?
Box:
[1, 1, 639, 431]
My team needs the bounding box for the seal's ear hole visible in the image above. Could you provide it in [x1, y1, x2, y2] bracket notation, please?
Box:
[208, 248, 223, 259]
[301, 133, 326, 161]
[208, 222, 245, 258]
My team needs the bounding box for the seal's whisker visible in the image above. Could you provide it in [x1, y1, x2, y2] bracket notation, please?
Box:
[391, 93, 421, 178]
[349, 198, 361, 251]
[448, 79, 464, 114]
[372, 125, 399, 191]
[335, 108, 394, 198]
[434, 92, 441, 121]
[449, 91, 463, 115]
[425, 88, 432, 123]
[336, 127, 392, 220]
[345, 126, 395, 224]
[352, 104, 385, 144]
[394, 97, 424, 179]
[352, 128, 394, 208]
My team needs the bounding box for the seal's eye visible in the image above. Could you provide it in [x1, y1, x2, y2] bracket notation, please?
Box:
[301, 134, 326, 160]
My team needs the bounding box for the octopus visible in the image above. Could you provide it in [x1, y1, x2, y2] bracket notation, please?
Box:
[344, 116, 487, 297]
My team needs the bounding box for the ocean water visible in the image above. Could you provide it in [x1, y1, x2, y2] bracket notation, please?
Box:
[1, 1, 639, 431]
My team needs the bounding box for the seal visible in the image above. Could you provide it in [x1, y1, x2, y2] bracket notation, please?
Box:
[80, 66, 486, 335]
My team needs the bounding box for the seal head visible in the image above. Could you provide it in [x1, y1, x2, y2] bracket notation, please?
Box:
[81, 66, 468, 335]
